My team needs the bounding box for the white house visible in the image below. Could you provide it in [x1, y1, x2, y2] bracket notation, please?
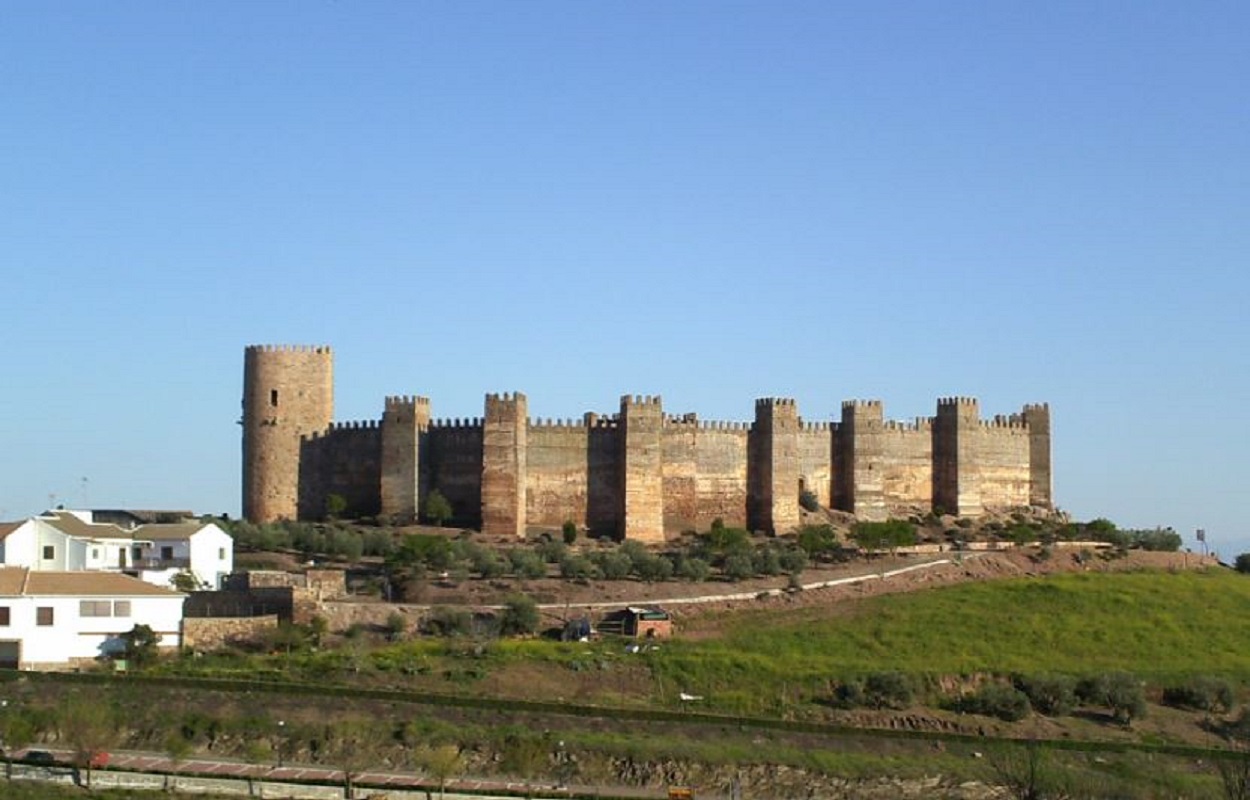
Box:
[0, 511, 234, 590]
[0, 568, 185, 670]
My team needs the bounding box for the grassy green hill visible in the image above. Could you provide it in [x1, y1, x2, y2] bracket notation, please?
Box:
[658, 567, 1250, 699]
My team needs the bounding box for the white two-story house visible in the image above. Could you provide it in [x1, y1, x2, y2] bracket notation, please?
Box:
[0, 568, 185, 669]
[0, 510, 233, 590]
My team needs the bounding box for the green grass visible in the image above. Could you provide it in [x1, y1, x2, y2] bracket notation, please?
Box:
[650, 569, 1250, 707]
[158, 568, 1250, 719]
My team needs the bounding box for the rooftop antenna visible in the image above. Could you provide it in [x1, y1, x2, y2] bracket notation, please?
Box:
[81, 477, 89, 508]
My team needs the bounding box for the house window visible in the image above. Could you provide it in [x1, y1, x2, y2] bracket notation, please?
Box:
[132, 546, 143, 561]
[80, 600, 112, 617]
[42, 545, 54, 560]
[218, 548, 226, 560]
[270, 389, 279, 406]
[36, 607, 54, 626]
[113, 601, 131, 617]
[92, 548, 100, 559]
[0, 607, 9, 626]
[161, 546, 174, 561]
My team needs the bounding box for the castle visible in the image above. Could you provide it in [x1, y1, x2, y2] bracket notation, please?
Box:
[242, 345, 1052, 540]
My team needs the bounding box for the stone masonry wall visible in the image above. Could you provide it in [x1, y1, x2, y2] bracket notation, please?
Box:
[527, 421, 590, 528]
[299, 423, 381, 519]
[878, 422, 933, 517]
[975, 421, 1031, 509]
[693, 424, 750, 530]
[182, 616, 279, 651]
[797, 424, 834, 510]
[426, 422, 484, 529]
[244, 346, 1052, 538]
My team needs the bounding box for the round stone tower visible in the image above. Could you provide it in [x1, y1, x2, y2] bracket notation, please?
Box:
[242, 345, 334, 522]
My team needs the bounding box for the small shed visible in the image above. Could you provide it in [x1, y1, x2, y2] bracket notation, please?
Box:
[623, 606, 673, 639]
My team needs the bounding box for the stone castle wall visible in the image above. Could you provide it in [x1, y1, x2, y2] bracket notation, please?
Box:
[241, 345, 1052, 537]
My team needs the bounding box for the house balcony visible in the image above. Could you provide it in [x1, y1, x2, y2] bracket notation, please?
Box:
[114, 557, 191, 571]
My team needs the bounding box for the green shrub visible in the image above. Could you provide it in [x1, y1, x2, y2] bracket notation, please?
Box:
[592, 549, 633, 581]
[1014, 673, 1076, 717]
[497, 595, 539, 637]
[777, 547, 808, 576]
[508, 549, 547, 580]
[1077, 672, 1146, 725]
[850, 520, 917, 553]
[634, 554, 674, 583]
[796, 524, 837, 557]
[1162, 675, 1234, 712]
[536, 539, 567, 564]
[958, 683, 1031, 722]
[424, 607, 474, 637]
[752, 547, 782, 577]
[559, 554, 598, 580]
[1130, 527, 1182, 552]
[423, 489, 453, 526]
[839, 671, 917, 710]
[673, 555, 711, 582]
[561, 520, 578, 545]
[722, 553, 756, 582]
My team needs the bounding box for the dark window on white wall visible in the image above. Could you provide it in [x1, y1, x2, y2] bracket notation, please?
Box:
[42, 545, 54, 560]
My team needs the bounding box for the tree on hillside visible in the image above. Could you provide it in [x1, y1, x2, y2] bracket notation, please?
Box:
[56, 695, 117, 789]
[850, 520, 917, 555]
[424, 490, 453, 527]
[119, 623, 162, 667]
[419, 743, 465, 800]
[0, 705, 35, 779]
[498, 594, 539, 637]
[325, 720, 387, 800]
[324, 492, 349, 520]
[986, 739, 1072, 800]
[1234, 554, 1250, 574]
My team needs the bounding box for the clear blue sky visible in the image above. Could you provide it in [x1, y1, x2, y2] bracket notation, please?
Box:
[2, 3, 1245, 555]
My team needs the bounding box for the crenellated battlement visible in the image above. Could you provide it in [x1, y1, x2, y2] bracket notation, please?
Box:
[530, 417, 591, 429]
[432, 417, 484, 429]
[983, 414, 1029, 431]
[243, 344, 1052, 531]
[937, 396, 980, 408]
[246, 344, 332, 355]
[696, 420, 749, 431]
[884, 417, 933, 432]
[755, 397, 797, 409]
[842, 399, 883, 410]
[385, 395, 430, 410]
[485, 391, 527, 406]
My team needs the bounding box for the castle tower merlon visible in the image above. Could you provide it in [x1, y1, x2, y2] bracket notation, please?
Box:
[482, 392, 528, 537]
[750, 397, 801, 534]
[242, 344, 334, 523]
[620, 393, 664, 542]
[933, 396, 982, 517]
[381, 395, 431, 523]
[834, 399, 886, 520]
[1022, 403, 1052, 509]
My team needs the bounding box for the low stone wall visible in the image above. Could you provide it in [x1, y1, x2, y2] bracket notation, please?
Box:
[183, 615, 279, 651]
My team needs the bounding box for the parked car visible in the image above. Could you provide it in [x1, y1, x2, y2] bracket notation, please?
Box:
[88, 751, 110, 768]
[24, 750, 57, 765]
